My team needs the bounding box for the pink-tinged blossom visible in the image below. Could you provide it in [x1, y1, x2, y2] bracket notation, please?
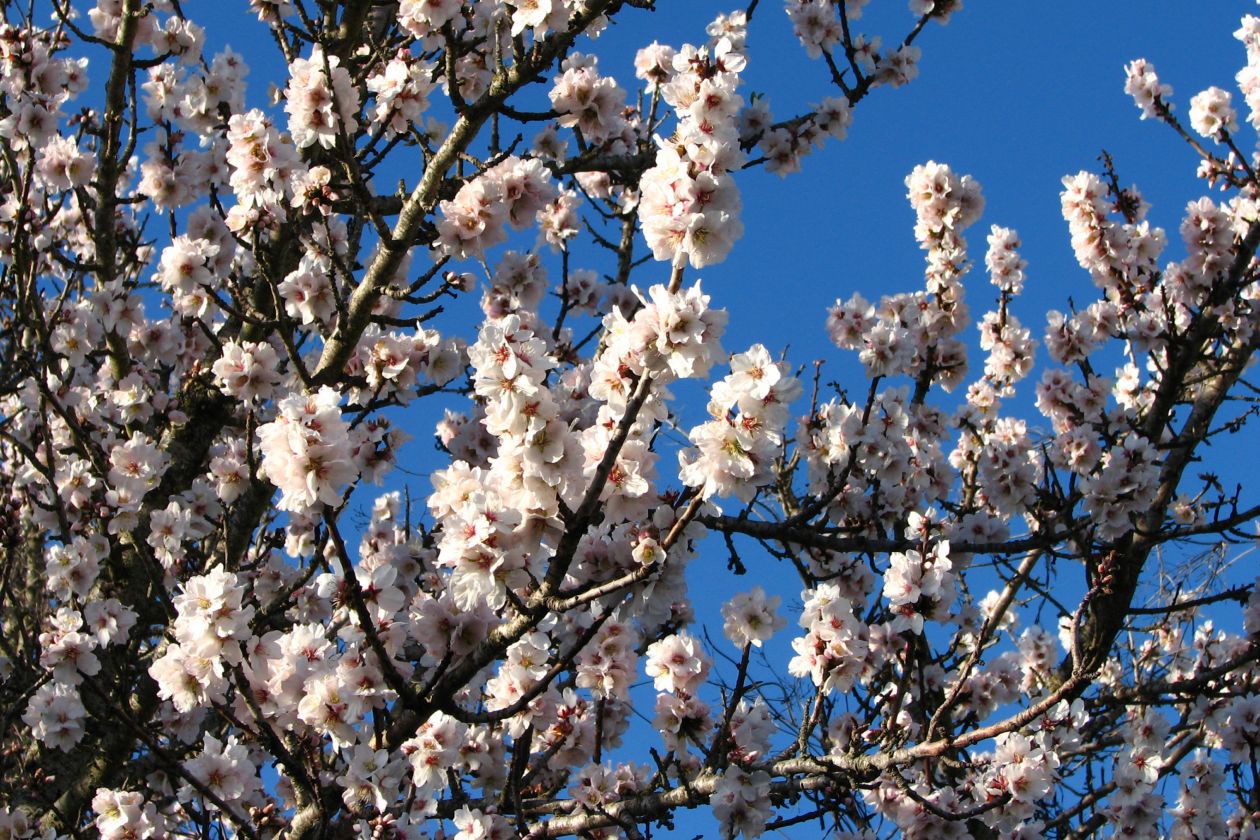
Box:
[147, 501, 192, 568]
[0, 5, 1257, 837]
[638, 38, 747, 268]
[108, 432, 168, 500]
[631, 282, 729, 380]
[36, 134, 95, 191]
[537, 189, 582, 250]
[639, 156, 744, 269]
[549, 56, 626, 145]
[182, 735, 261, 808]
[989, 732, 1058, 805]
[397, 0, 464, 40]
[285, 45, 359, 149]
[875, 44, 921, 88]
[814, 95, 853, 140]
[258, 387, 356, 512]
[906, 160, 984, 244]
[488, 156, 558, 231]
[171, 568, 256, 659]
[224, 110, 304, 230]
[882, 541, 954, 635]
[402, 711, 466, 793]
[644, 632, 711, 695]
[655, 692, 713, 755]
[711, 766, 772, 839]
[789, 583, 869, 694]
[786, 1, 842, 60]
[635, 41, 676, 90]
[681, 343, 801, 501]
[157, 235, 220, 318]
[707, 11, 748, 49]
[435, 177, 508, 260]
[149, 642, 221, 713]
[209, 438, 251, 504]
[1125, 58, 1171, 119]
[1188, 86, 1238, 138]
[366, 51, 435, 137]
[575, 621, 640, 700]
[44, 535, 104, 602]
[508, 0, 570, 38]
[38, 608, 101, 685]
[212, 340, 283, 403]
[278, 254, 336, 326]
[83, 598, 137, 647]
[92, 788, 168, 840]
[22, 681, 86, 751]
[296, 671, 362, 747]
[721, 586, 786, 648]
[910, 0, 963, 24]
[451, 807, 513, 840]
[1080, 433, 1161, 541]
[986, 225, 1027, 295]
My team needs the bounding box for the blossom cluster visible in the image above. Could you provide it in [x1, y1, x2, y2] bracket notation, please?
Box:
[680, 343, 800, 501]
[638, 26, 747, 268]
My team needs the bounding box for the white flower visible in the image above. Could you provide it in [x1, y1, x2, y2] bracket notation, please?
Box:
[257, 386, 356, 512]
[644, 632, 711, 695]
[108, 432, 169, 500]
[183, 735, 261, 806]
[1188, 86, 1237, 137]
[711, 766, 772, 839]
[721, 586, 786, 648]
[284, 45, 359, 149]
[212, 340, 282, 402]
[22, 682, 86, 751]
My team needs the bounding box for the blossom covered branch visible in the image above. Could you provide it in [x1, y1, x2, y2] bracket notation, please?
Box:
[0, 2, 1259, 840]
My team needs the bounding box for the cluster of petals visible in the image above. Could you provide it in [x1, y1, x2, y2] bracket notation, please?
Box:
[680, 344, 800, 501]
[638, 32, 747, 268]
[285, 45, 360, 149]
[788, 583, 869, 694]
[258, 386, 357, 512]
[436, 156, 557, 259]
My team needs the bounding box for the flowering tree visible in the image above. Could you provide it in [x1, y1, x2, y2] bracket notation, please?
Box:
[1, 0, 1260, 838]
